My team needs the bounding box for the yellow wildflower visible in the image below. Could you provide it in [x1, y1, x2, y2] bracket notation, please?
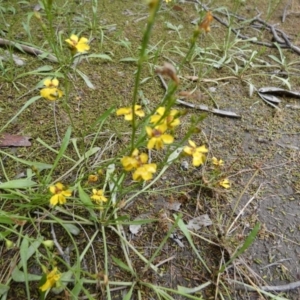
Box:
[40, 267, 61, 292]
[146, 125, 174, 150]
[121, 149, 157, 181]
[150, 107, 180, 129]
[212, 157, 224, 167]
[133, 164, 157, 181]
[183, 140, 208, 167]
[88, 174, 98, 183]
[49, 182, 71, 206]
[40, 78, 63, 101]
[199, 11, 213, 33]
[91, 189, 108, 204]
[165, 0, 172, 3]
[121, 148, 143, 171]
[65, 34, 90, 54]
[116, 105, 145, 121]
[219, 179, 230, 189]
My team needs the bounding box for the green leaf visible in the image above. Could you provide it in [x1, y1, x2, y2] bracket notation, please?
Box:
[45, 126, 71, 182]
[176, 214, 211, 274]
[93, 106, 115, 125]
[219, 223, 260, 273]
[20, 236, 30, 295]
[0, 151, 53, 171]
[12, 268, 41, 282]
[177, 281, 211, 294]
[0, 214, 28, 225]
[78, 183, 93, 207]
[123, 283, 135, 300]
[64, 223, 80, 236]
[75, 69, 95, 89]
[111, 256, 134, 274]
[0, 283, 9, 295]
[0, 179, 36, 189]
[18, 239, 42, 268]
[34, 65, 53, 72]
[119, 57, 137, 63]
[88, 53, 112, 61]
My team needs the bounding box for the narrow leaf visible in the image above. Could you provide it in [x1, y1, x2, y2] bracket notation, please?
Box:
[75, 69, 95, 89]
[0, 179, 36, 189]
[220, 223, 260, 273]
[111, 256, 133, 274]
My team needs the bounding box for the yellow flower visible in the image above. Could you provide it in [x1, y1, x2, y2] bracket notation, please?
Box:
[88, 174, 98, 183]
[199, 11, 213, 33]
[49, 182, 71, 206]
[116, 105, 145, 121]
[65, 34, 90, 53]
[121, 148, 143, 171]
[121, 149, 157, 181]
[183, 140, 208, 167]
[91, 189, 108, 204]
[212, 157, 224, 167]
[219, 179, 230, 189]
[133, 163, 157, 181]
[165, 0, 171, 2]
[150, 107, 180, 129]
[40, 78, 63, 101]
[146, 125, 174, 150]
[40, 267, 61, 292]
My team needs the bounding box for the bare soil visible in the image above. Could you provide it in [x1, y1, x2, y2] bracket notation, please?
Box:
[0, 0, 300, 299]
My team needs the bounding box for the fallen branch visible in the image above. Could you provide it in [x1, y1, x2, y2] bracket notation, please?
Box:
[158, 74, 241, 118]
[187, 0, 300, 55]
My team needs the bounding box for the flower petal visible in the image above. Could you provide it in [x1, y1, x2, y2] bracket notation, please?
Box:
[51, 78, 59, 87]
[183, 146, 193, 155]
[116, 107, 130, 116]
[188, 140, 196, 148]
[161, 134, 174, 144]
[70, 34, 79, 42]
[147, 138, 156, 149]
[50, 195, 59, 206]
[43, 79, 52, 87]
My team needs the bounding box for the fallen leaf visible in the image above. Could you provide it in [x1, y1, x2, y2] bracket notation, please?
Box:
[186, 214, 212, 231]
[129, 213, 151, 235]
[258, 87, 300, 98]
[0, 134, 31, 147]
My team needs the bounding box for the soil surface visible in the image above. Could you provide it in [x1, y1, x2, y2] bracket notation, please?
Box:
[0, 0, 300, 299]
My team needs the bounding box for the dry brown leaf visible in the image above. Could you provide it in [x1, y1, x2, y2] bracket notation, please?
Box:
[0, 133, 31, 147]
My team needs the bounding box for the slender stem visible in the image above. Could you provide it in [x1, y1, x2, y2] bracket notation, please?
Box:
[101, 225, 112, 300]
[130, 1, 160, 151]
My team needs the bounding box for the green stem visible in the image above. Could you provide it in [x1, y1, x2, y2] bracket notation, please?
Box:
[101, 225, 112, 300]
[130, 1, 160, 151]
